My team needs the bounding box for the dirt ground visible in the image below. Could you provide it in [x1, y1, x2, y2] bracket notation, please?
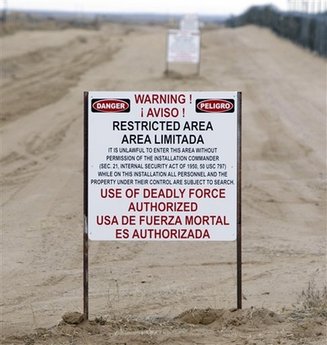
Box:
[1, 21, 326, 344]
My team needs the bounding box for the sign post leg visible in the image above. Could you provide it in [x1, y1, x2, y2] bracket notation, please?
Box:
[83, 92, 89, 320]
[237, 226, 242, 309]
[83, 219, 89, 319]
[165, 31, 169, 75]
[196, 61, 200, 76]
[237, 91, 242, 309]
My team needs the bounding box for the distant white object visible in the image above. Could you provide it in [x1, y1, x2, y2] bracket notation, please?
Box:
[180, 14, 200, 32]
[167, 29, 200, 64]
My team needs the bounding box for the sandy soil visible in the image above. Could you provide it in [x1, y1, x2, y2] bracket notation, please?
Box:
[1, 22, 326, 344]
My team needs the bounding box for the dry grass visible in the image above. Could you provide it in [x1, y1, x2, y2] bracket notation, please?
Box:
[291, 280, 327, 319]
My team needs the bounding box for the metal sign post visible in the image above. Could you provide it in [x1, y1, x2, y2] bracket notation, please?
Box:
[237, 92, 242, 309]
[83, 92, 89, 320]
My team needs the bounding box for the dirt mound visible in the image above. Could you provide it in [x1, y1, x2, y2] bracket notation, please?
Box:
[175, 308, 225, 325]
[3, 309, 327, 345]
[176, 307, 284, 328]
[61, 312, 84, 325]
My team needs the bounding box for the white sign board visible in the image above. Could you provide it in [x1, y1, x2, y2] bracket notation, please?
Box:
[87, 91, 241, 241]
[180, 14, 199, 32]
[167, 30, 200, 64]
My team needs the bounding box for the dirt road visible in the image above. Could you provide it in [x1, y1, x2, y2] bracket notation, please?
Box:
[1, 23, 326, 344]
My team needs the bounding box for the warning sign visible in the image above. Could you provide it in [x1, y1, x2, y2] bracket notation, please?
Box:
[86, 91, 241, 241]
[167, 30, 200, 64]
[180, 14, 200, 32]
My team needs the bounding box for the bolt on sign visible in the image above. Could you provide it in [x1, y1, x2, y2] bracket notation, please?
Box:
[85, 91, 241, 241]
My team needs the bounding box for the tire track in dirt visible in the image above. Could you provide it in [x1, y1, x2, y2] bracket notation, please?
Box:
[0, 29, 122, 124]
[0, 25, 128, 206]
[1, 115, 78, 205]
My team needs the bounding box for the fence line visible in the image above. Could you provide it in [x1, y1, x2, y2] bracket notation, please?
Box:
[226, 6, 327, 57]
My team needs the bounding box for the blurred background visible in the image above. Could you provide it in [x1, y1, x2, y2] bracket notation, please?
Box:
[1, 0, 326, 56]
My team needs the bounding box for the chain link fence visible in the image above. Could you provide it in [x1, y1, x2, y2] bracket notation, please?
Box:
[226, 6, 326, 57]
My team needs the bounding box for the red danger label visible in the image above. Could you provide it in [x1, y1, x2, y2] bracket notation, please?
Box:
[196, 99, 234, 113]
[91, 99, 130, 113]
